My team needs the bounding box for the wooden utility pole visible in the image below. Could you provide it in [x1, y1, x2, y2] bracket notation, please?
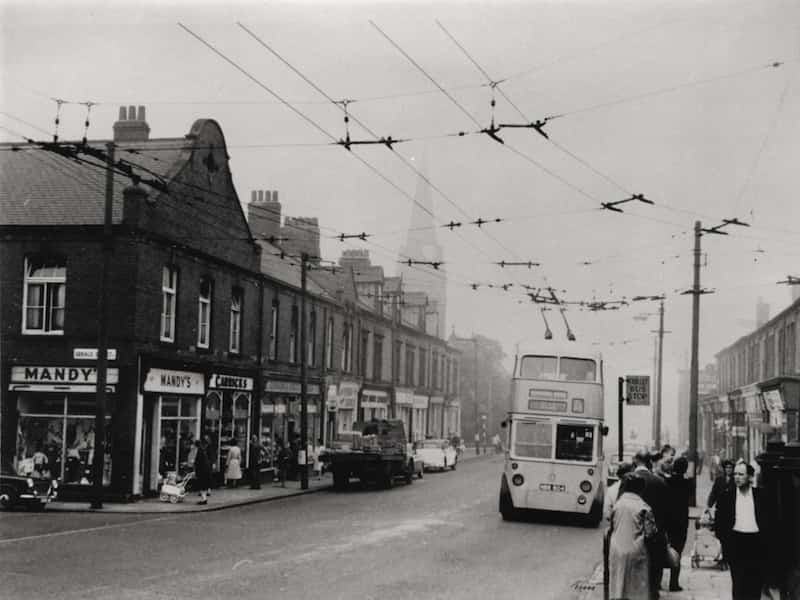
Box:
[300, 253, 309, 491]
[655, 298, 665, 448]
[689, 221, 702, 506]
[92, 142, 114, 510]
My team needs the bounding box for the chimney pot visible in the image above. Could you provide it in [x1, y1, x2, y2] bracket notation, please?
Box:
[272, 190, 278, 203]
[114, 105, 150, 142]
[251, 190, 257, 203]
[128, 106, 136, 121]
[138, 106, 146, 121]
[258, 190, 264, 202]
[119, 106, 127, 120]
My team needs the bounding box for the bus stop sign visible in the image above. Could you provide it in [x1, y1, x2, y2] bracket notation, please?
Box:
[626, 376, 650, 406]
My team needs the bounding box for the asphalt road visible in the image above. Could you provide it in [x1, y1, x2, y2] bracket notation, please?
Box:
[0, 455, 603, 599]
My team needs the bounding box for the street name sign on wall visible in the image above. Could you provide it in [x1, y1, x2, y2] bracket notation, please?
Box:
[626, 375, 650, 406]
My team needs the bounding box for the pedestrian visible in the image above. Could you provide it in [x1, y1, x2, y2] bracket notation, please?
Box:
[492, 433, 502, 454]
[248, 434, 264, 490]
[714, 461, 766, 600]
[193, 439, 212, 505]
[225, 437, 243, 488]
[276, 441, 290, 487]
[622, 449, 670, 597]
[604, 462, 635, 523]
[313, 437, 325, 479]
[665, 456, 691, 592]
[474, 432, 480, 456]
[608, 472, 659, 600]
[707, 458, 735, 568]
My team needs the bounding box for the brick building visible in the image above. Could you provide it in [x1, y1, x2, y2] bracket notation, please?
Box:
[1, 110, 461, 502]
[703, 297, 800, 463]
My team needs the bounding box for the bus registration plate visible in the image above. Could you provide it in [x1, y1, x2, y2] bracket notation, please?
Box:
[539, 483, 566, 492]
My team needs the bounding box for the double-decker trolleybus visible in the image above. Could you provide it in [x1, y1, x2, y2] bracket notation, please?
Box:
[499, 347, 608, 525]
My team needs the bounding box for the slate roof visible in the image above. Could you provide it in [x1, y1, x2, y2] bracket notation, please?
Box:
[257, 240, 334, 300]
[0, 138, 189, 226]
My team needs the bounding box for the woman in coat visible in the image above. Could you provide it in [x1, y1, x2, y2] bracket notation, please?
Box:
[225, 438, 243, 488]
[193, 440, 212, 504]
[609, 472, 659, 600]
[666, 456, 692, 591]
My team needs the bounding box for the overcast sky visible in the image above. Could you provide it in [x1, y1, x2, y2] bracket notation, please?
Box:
[3, 0, 799, 444]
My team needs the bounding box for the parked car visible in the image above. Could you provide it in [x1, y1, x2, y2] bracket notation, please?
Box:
[415, 439, 458, 472]
[0, 465, 58, 511]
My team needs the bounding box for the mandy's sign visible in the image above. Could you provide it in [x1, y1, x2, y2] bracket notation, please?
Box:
[12, 366, 119, 385]
[144, 368, 205, 394]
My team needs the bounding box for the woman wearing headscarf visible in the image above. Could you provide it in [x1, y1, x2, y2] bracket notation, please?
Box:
[609, 472, 659, 600]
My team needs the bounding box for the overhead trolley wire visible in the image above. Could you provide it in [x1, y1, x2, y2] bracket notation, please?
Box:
[235, 21, 512, 266]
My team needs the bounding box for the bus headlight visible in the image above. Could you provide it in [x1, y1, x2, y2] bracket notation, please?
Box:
[577, 495, 587, 505]
[512, 474, 525, 486]
[587, 468, 594, 476]
[580, 480, 593, 493]
[511, 462, 518, 470]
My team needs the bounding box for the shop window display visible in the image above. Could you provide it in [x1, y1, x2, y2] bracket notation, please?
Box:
[15, 393, 111, 485]
[158, 396, 199, 481]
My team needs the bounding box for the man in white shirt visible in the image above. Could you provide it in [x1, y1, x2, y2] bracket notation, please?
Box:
[716, 461, 765, 600]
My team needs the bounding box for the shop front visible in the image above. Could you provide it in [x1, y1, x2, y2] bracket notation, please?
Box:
[337, 381, 359, 433]
[444, 398, 460, 438]
[141, 366, 205, 495]
[204, 372, 254, 483]
[360, 388, 389, 421]
[325, 381, 338, 444]
[395, 388, 414, 440]
[8, 365, 117, 491]
[758, 376, 800, 445]
[412, 394, 428, 442]
[260, 378, 322, 465]
[428, 395, 445, 438]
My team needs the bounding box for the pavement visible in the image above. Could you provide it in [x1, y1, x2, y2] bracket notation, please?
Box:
[45, 445, 496, 513]
[577, 474, 733, 600]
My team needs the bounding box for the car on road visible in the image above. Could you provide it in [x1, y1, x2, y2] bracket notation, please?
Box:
[415, 439, 458, 472]
[0, 466, 58, 511]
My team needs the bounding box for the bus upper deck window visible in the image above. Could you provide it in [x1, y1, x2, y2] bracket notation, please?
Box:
[560, 358, 596, 382]
[520, 356, 557, 379]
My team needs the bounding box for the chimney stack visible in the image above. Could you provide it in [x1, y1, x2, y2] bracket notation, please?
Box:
[248, 189, 282, 242]
[113, 105, 151, 142]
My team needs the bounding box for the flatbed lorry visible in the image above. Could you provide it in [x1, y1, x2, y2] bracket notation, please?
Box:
[321, 419, 415, 490]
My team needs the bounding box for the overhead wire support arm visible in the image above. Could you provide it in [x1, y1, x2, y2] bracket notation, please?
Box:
[400, 259, 444, 270]
[777, 276, 800, 285]
[601, 194, 655, 213]
[336, 232, 371, 242]
[495, 260, 540, 268]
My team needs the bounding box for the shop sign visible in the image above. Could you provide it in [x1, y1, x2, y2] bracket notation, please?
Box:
[209, 373, 253, 391]
[429, 395, 445, 405]
[11, 366, 119, 385]
[73, 348, 117, 360]
[261, 401, 287, 414]
[395, 389, 414, 406]
[264, 380, 320, 395]
[326, 385, 338, 409]
[412, 394, 429, 409]
[144, 368, 204, 394]
[361, 392, 388, 409]
[338, 382, 359, 410]
[762, 389, 785, 427]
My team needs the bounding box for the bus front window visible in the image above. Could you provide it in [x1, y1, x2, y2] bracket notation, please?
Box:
[555, 424, 594, 462]
[513, 421, 552, 459]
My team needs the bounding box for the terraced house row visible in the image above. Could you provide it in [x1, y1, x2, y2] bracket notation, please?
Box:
[0, 107, 460, 502]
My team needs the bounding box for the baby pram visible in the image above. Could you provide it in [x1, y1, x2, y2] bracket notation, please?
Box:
[159, 471, 194, 504]
[690, 508, 725, 569]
